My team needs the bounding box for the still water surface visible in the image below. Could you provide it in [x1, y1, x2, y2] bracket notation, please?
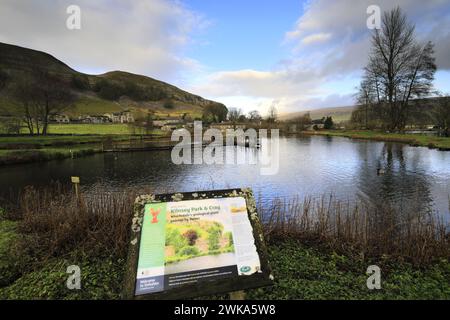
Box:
[1, 135, 449, 221]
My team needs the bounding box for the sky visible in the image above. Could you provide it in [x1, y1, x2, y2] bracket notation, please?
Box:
[0, 0, 449, 116]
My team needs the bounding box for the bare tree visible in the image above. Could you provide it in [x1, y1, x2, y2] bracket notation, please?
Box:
[354, 78, 377, 129]
[267, 104, 278, 123]
[362, 7, 436, 130]
[432, 94, 450, 137]
[294, 112, 312, 130]
[32, 70, 76, 135]
[6, 69, 76, 135]
[248, 110, 262, 122]
[8, 76, 40, 135]
[228, 108, 242, 127]
[202, 103, 228, 123]
[0, 69, 8, 90]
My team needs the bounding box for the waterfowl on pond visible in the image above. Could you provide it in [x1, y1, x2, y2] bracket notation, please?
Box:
[377, 168, 385, 175]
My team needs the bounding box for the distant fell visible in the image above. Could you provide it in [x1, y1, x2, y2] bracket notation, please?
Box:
[279, 106, 356, 123]
[0, 42, 223, 118]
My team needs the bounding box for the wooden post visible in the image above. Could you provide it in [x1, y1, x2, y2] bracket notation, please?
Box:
[229, 290, 246, 300]
[71, 176, 80, 199]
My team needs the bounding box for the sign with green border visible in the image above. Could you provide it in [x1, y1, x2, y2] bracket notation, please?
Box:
[122, 188, 273, 300]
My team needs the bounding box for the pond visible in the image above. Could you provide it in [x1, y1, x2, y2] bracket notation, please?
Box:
[1, 135, 449, 221]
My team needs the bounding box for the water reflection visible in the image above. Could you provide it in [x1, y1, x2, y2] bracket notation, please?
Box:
[0, 136, 449, 221]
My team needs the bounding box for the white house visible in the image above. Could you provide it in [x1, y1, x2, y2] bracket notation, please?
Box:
[52, 114, 70, 123]
[104, 111, 135, 123]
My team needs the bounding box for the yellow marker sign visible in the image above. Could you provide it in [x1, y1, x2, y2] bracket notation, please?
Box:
[71, 176, 80, 198]
[71, 176, 80, 184]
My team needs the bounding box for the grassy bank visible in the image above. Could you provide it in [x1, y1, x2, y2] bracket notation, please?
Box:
[0, 135, 107, 165]
[0, 146, 101, 165]
[46, 124, 165, 136]
[304, 130, 450, 150]
[0, 135, 110, 148]
[0, 186, 448, 299]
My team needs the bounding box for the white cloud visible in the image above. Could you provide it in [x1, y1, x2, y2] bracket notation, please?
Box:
[285, 0, 450, 71]
[2, 0, 449, 116]
[0, 0, 208, 83]
[301, 33, 332, 45]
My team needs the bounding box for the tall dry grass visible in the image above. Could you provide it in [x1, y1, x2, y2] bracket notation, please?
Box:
[261, 195, 449, 264]
[10, 185, 450, 265]
[14, 184, 142, 261]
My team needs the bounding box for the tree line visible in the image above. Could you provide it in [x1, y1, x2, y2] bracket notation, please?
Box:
[204, 105, 278, 126]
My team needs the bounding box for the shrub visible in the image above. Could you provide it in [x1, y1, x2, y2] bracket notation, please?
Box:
[225, 231, 233, 247]
[163, 99, 174, 109]
[178, 246, 200, 257]
[93, 79, 123, 100]
[324, 116, 334, 129]
[71, 74, 91, 91]
[166, 226, 187, 253]
[207, 223, 223, 251]
[183, 229, 199, 246]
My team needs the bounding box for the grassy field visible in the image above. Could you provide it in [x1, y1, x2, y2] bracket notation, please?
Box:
[0, 224, 448, 300]
[69, 97, 123, 116]
[17, 124, 166, 135]
[0, 135, 108, 147]
[0, 125, 168, 165]
[46, 124, 136, 135]
[305, 130, 450, 150]
[0, 124, 167, 165]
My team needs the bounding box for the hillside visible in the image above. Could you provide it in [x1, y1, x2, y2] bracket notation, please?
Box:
[279, 106, 356, 123]
[0, 42, 223, 119]
[279, 96, 448, 124]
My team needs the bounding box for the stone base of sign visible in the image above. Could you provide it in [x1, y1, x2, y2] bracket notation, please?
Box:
[121, 188, 273, 300]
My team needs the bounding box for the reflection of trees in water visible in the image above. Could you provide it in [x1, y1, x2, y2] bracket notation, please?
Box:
[356, 142, 434, 223]
[98, 151, 191, 192]
[72, 151, 190, 195]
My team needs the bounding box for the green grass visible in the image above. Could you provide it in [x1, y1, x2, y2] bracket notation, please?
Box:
[243, 240, 450, 300]
[0, 256, 125, 300]
[0, 145, 102, 165]
[0, 219, 21, 287]
[15, 123, 152, 135]
[306, 130, 450, 150]
[69, 97, 123, 116]
[0, 135, 107, 147]
[0, 125, 168, 165]
[46, 124, 135, 135]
